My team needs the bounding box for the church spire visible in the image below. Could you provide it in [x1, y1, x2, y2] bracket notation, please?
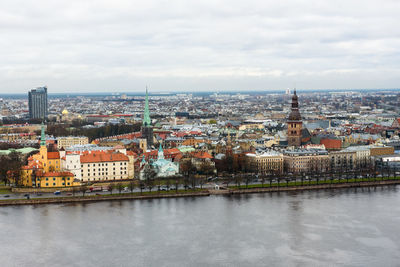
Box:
[143, 87, 151, 126]
[158, 143, 164, 160]
[40, 122, 46, 147]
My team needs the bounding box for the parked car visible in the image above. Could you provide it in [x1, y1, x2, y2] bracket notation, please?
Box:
[54, 191, 61, 195]
[3, 195, 10, 198]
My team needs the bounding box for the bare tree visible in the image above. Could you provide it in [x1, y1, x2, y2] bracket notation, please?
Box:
[116, 182, 124, 194]
[234, 174, 242, 189]
[72, 186, 79, 196]
[80, 185, 88, 196]
[129, 180, 136, 193]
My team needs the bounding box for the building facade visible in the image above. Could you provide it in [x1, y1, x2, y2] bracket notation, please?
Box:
[28, 86, 48, 120]
[283, 149, 330, 173]
[329, 150, 357, 172]
[57, 136, 89, 149]
[246, 151, 283, 174]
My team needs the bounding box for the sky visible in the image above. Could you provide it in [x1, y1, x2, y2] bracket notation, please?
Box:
[1, 0, 400, 93]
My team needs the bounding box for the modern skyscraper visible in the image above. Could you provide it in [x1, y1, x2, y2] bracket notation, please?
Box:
[28, 86, 48, 120]
[287, 89, 302, 147]
[141, 88, 153, 149]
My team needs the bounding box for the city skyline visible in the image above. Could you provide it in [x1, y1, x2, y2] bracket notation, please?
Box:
[0, 0, 399, 93]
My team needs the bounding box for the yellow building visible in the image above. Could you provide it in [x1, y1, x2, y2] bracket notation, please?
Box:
[36, 171, 76, 187]
[19, 123, 80, 188]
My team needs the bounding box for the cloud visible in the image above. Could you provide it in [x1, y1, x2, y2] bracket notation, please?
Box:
[0, 0, 399, 92]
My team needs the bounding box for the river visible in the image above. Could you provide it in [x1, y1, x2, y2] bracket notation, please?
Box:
[1, 186, 400, 267]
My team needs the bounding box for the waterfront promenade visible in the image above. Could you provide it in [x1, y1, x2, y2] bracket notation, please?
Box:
[1, 177, 399, 206]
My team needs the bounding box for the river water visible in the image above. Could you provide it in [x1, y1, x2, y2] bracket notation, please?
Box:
[1, 186, 400, 267]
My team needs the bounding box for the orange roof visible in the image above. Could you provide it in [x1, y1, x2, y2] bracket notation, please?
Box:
[126, 151, 138, 157]
[80, 152, 129, 163]
[47, 152, 60, 159]
[22, 161, 43, 170]
[191, 151, 213, 159]
[36, 171, 74, 177]
[143, 148, 182, 158]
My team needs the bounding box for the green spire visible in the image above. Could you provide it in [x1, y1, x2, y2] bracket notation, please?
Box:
[143, 88, 151, 126]
[40, 122, 46, 147]
[158, 143, 164, 160]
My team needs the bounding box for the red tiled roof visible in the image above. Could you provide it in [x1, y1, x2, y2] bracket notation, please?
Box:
[191, 151, 213, 159]
[47, 152, 60, 159]
[80, 152, 129, 163]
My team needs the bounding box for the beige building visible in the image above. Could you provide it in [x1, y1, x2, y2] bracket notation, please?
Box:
[284, 149, 330, 173]
[239, 123, 265, 131]
[61, 150, 133, 182]
[57, 136, 89, 149]
[369, 145, 394, 157]
[246, 151, 283, 174]
[341, 146, 371, 168]
[329, 150, 357, 171]
[80, 152, 130, 182]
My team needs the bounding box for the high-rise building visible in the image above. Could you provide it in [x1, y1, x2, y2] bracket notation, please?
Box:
[28, 86, 48, 120]
[141, 88, 153, 149]
[287, 89, 302, 147]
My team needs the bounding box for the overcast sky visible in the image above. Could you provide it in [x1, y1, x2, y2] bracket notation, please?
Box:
[1, 0, 400, 93]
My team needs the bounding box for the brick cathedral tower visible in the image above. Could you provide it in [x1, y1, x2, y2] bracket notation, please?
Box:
[287, 89, 302, 147]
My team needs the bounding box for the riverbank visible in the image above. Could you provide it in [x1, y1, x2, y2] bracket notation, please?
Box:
[0, 191, 210, 206]
[1, 179, 399, 206]
[226, 179, 400, 195]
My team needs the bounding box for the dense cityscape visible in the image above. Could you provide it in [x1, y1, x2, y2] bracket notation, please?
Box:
[0, 86, 399, 197]
[2, 0, 400, 265]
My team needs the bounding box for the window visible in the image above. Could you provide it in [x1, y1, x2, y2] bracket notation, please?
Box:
[53, 177, 56, 181]
[67, 178, 70, 180]
[46, 178, 48, 181]
[62, 183, 65, 186]
[53, 183, 56, 186]
[67, 183, 70, 185]
[46, 183, 48, 186]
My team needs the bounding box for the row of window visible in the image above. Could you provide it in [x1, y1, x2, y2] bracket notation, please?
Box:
[82, 167, 127, 172]
[40, 182, 71, 186]
[85, 162, 127, 167]
[86, 171, 127, 176]
[45, 177, 71, 181]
